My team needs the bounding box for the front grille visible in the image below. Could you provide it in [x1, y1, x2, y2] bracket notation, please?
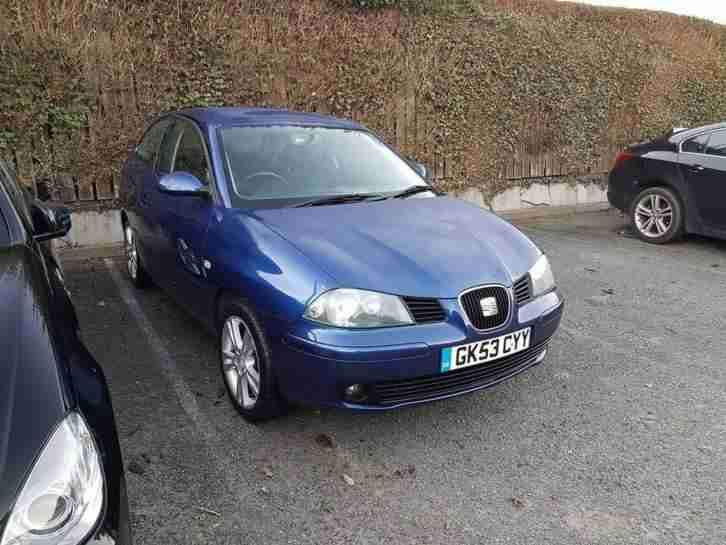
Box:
[403, 296, 446, 324]
[372, 336, 551, 406]
[513, 275, 532, 306]
[459, 286, 510, 330]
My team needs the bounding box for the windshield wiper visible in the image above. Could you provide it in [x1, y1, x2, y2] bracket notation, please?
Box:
[390, 185, 435, 199]
[293, 193, 386, 208]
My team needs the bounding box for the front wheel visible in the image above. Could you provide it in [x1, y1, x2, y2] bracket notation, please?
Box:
[631, 187, 684, 244]
[219, 300, 285, 422]
[124, 225, 151, 288]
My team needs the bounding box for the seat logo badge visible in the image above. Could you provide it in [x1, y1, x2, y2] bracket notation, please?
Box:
[480, 297, 498, 317]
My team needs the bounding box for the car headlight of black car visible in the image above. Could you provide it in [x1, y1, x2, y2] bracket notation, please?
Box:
[304, 288, 414, 328]
[1, 413, 104, 545]
[529, 255, 556, 298]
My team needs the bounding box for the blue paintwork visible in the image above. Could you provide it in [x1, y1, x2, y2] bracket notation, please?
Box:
[121, 107, 564, 410]
[252, 197, 540, 298]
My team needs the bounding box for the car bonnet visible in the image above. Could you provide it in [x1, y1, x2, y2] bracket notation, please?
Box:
[251, 196, 542, 299]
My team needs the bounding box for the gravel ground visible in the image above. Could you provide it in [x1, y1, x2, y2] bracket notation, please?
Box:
[64, 210, 726, 545]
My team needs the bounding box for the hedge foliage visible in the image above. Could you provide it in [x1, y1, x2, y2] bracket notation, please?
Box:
[1, 0, 726, 204]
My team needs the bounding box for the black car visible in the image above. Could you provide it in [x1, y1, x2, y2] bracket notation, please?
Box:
[608, 122, 726, 244]
[0, 159, 131, 545]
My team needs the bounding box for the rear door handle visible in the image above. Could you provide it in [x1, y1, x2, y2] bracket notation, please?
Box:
[690, 164, 705, 173]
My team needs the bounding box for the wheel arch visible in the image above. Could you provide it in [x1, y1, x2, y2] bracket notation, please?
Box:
[213, 287, 288, 413]
[213, 288, 249, 331]
[631, 183, 687, 242]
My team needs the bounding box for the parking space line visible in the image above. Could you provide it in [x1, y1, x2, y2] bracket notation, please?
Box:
[104, 259, 261, 508]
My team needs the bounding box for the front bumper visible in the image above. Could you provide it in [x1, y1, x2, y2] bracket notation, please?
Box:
[275, 290, 564, 410]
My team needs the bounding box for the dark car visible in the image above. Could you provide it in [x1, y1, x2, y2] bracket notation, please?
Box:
[120, 107, 563, 421]
[0, 159, 131, 545]
[608, 122, 726, 243]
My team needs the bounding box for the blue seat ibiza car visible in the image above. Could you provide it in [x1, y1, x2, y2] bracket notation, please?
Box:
[120, 107, 563, 421]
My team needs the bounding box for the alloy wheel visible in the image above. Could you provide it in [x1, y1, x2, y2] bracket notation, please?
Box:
[634, 193, 673, 238]
[221, 316, 261, 410]
[125, 226, 138, 280]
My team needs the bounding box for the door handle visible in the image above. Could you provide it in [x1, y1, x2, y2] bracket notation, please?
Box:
[690, 164, 705, 173]
[140, 191, 152, 206]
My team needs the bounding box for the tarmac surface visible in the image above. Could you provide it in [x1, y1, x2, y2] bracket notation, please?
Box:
[64, 209, 726, 545]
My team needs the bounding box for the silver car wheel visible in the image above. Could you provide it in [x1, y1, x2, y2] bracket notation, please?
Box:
[634, 193, 673, 238]
[221, 316, 261, 410]
[125, 226, 138, 280]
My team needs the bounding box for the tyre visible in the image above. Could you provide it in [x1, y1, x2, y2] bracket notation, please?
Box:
[631, 186, 684, 244]
[124, 225, 152, 288]
[218, 299, 285, 422]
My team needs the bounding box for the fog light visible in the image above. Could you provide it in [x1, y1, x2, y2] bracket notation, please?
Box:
[535, 348, 547, 364]
[344, 384, 368, 403]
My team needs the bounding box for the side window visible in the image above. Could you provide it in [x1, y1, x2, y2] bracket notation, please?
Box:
[0, 160, 33, 228]
[0, 177, 13, 245]
[174, 125, 211, 184]
[136, 118, 171, 165]
[682, 133, 709, 154]
[157, 122, 183, 174]
[705, 131, 726, 157]
[0, 205, 9, 245]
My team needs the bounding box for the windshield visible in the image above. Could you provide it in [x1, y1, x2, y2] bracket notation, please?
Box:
[219, 126, 427, 208]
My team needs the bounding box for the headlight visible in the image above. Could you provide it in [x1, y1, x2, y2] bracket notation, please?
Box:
[1, 413, 104, 545]
[304, 288, 414, 328]
[529, 254, 556, 298]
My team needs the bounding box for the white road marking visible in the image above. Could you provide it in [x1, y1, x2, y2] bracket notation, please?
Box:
[103, 259, 262, 506]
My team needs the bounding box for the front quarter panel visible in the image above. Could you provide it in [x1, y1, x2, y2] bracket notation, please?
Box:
[43, 243, 132, 545]
[65, 342, 132, 545]
[204, 210, 338, 328]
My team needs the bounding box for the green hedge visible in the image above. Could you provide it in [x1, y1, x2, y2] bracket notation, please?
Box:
[2, 0, 726, 205]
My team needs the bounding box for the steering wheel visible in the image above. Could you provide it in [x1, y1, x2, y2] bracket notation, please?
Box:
[241, 171, 288, 189]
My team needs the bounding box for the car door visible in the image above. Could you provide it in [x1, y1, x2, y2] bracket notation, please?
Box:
[126, 116, 173, 278]
[157, 118, 218, 318]
[681, 129, 726, 231]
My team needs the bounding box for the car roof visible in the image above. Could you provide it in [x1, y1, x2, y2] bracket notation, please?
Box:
[175, 107, 366, 131]
[670, 121, 726, 143]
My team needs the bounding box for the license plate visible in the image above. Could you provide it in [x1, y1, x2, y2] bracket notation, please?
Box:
[440, 328, 532, 373]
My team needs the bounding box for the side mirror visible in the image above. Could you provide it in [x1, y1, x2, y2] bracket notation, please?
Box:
[158, 172, 209, 198]
[409, 160, 430, 181]
[32, 203, 72, 242]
